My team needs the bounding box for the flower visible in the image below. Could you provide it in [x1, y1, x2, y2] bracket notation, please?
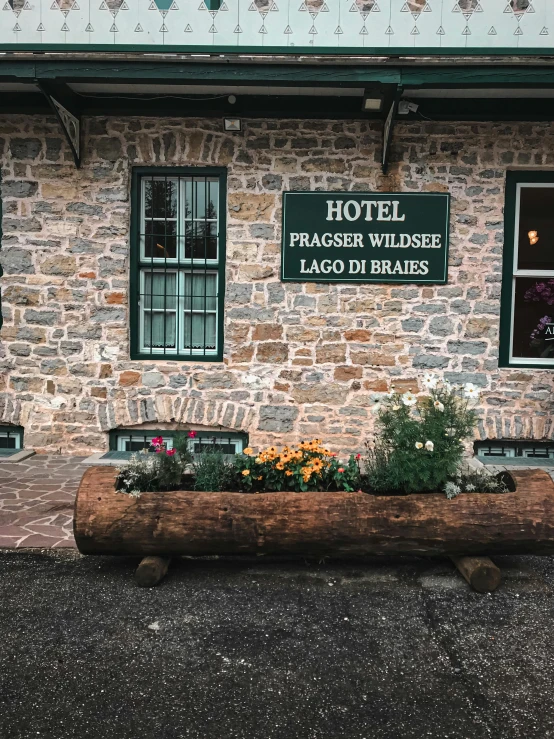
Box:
[425, 440, 434, 452]
[243, 447, 254, 456]
[444, 482, 461, 500]
[402, 391, 417, 407]
[166, 448, 176, 457]
[392, 405, 401, 411]
[464, 383, 480, 400]
[338, 467, 345, 473]
[151, 436, 164, 447]
[242, 470, 250, 476]
[422, 373, 438, 390]
[415, 442, 423, 450]
[285, 470, 293, 477]
[356, 454, 361, 460]
[386, 386, 396, 398]
[188, 430, 197, 439]
[433, 400, 445, 412]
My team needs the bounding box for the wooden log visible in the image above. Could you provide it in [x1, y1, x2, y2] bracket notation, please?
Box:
[450, 556, 501, 593]
[135, 556, 171, 587]
[74, 467, 554, 558]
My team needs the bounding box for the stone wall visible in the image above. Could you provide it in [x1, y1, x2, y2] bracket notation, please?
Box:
[1, 114, 553, 454]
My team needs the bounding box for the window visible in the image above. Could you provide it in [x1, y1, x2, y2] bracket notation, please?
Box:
[0, 425, 23, 457]
[130, 168, 226, 361]
[103, 429, 248, 461]
[475, 440, 554, 465]
[500, 171, 554, 367]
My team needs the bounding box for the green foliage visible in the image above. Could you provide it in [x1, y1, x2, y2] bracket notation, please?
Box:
[364, 378, 478, 495]
[236, 440, 361, 493]
[193, 446, 234, 492]
[115, 433, 193, 494]
[444, 467, 509, 499]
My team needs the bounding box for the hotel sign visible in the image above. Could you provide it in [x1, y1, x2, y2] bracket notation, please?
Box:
[281, 192, 450, 284]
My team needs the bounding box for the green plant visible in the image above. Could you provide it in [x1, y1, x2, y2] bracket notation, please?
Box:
[364, 376, 479, 495]
[116, 434, 193, 495]
[444, 467, 509, 499]
[193, 446, 235, 492]
[236, 440, 361, 493]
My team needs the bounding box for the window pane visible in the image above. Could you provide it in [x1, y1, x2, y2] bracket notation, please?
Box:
[144, 221, 177, 259]
[0, 434, 17, 449]
[517, 187, 554, 271]
[512, 276, 554, 359]
[143, 273, 177, 310]
[184, 312, 216, 350]
[184, 273, 217, 311]
[185, 221, 217, 260]
[144, 312, 176, 349]
[144, 179, 177, 219]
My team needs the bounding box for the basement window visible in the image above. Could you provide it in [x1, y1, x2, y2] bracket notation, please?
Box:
[0, 426, 23, 457]
[475, 440, 554, 465]
[102, 429, 248, 461]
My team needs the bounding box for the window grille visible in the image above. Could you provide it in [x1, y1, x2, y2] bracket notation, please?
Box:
[130, 168, 226, 361]
[475, 440, 554, 462]
[104, 429, 248, 461]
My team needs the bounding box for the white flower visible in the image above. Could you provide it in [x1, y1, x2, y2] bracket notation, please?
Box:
[422, 373, 438, 390]
[370, 394, 383, 415]
[465, 483, 476, 492]
[386, 386, 396, 398]
[415, 442, 423, 450]
[464, 383, 480, 400]
[433, 400, 445, 412]
[425, 440, 434, 452]
[392, 405, 401, 411]
[402, 391, 417, 407]
[444, 482, 461, 500]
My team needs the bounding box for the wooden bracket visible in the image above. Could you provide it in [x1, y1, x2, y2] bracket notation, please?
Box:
[37, 81, 82, 168]
[382, 86, 403, 175]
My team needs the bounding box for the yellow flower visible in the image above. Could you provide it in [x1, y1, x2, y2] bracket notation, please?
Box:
[275, 462, 285, 471]
[255, 457, 262, 464]
[242, 470, 250, 476]
[285, 470, 293, 477]
[243, 447, 254, 456]
[257, 476, 263, 481]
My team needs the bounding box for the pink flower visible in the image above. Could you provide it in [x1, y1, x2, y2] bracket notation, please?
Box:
[151, 436, 164, 447]
[188, 430, 197, 439]
[166, 448, 176, 457]
[356, 454, 361, 460]
[338, 467, 345, 473]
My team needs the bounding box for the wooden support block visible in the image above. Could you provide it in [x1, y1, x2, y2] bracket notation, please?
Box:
[450, 556, 501, 593]
[135, 556, 171, 587]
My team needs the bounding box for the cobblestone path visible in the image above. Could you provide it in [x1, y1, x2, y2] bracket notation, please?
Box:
[0, 456, 86, 548]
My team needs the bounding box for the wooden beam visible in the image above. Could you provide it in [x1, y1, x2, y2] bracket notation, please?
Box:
[451, 556, 501, 593]
[135, 556, 171, 587]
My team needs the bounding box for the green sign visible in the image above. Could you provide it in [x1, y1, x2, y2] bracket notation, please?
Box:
[281, 191, 450, 284]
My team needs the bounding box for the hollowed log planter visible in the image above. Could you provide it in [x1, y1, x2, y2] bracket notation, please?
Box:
[74, 467, 554, 557]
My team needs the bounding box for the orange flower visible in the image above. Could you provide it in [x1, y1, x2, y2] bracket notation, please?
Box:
[338, 467, 345, 474]
[243, 447, 254, 456]
[285, 470, 293, 477]
[242, 470, 250, 476]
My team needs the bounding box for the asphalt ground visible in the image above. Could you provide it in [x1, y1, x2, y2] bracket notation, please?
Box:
[1, 550, 554, 739]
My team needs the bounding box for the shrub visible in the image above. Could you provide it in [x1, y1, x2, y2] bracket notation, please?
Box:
[364, 376, 479, 495]
[444, 467, 509, 499]
[115, 433, 193, 495]
[235, 439, 361, 493]
[193, 446, 235, 492]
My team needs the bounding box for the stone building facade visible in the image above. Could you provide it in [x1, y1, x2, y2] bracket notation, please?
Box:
[0, 113, 553, 454]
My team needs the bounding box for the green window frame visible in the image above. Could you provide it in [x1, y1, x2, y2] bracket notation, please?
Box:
[130, 167, 227, 362]
[500, 171, 554, 368]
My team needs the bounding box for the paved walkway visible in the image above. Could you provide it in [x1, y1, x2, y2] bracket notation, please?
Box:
[0, 455, 88, 549]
